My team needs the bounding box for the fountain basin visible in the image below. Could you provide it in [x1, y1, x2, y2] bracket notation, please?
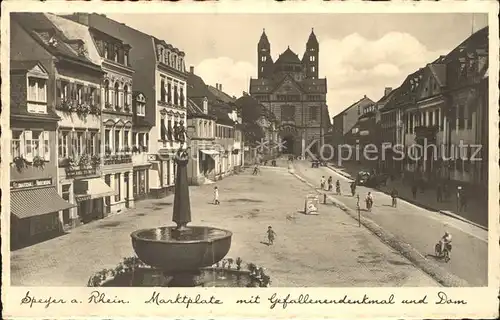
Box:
[131, 226, 232, 272]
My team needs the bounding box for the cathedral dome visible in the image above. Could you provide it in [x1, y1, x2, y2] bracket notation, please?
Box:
[275, 47, 301, 65]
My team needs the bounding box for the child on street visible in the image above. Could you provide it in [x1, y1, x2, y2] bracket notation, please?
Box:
[267, 226, 277, 245]
[213, 186, 220, 205]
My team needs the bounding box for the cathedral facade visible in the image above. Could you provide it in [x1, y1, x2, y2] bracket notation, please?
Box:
[249, 29, 330, 156]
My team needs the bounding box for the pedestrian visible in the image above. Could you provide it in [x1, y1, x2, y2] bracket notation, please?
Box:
[327, 176, 333, 191]
[320, 176, 326, 190]
[365, 192, 374, 212]
[436, 184, 443, 203]
[213, 186, 220, 205]
[267, 226, 277, 245]
[460, 191, 468, 211]
[391, 188, 398, 208]
[411, 184, 418, 200]
[336, 179, 341, 195]
[252, 164, 259, 175]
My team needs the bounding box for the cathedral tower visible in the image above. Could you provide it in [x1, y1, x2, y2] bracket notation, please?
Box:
[258, 29, 272, 78]
[303, 28, 319, 79]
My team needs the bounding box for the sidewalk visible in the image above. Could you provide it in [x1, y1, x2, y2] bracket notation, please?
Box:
[329, 162, 488, 229]
[10, 166, 437, 287]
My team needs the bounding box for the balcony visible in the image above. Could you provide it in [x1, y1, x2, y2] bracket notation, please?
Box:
[59, 155, 101, 179]
[104, 154, 132, 165]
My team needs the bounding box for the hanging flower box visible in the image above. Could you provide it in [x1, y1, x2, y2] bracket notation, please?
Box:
[12, 155, 29, 171]
[32, 155, 46, 169]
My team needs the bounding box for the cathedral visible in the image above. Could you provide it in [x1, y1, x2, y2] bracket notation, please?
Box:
[249, 29, 330, 156]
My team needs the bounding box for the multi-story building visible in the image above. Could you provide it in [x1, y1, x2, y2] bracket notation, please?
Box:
[186, 97, 218, 185]
[63, 14, 158, 201]
[44, 14, 116, 226]
[131, 91, 152, 200]
[327, 95, 374, 151]
[82, 25, 136, 215]
[187, 68, 243, 182]
[235, 93, 279, 163]
[151, 37, 188, 197]
[9, 13, 112, 244]
[249, 29, 330, 156]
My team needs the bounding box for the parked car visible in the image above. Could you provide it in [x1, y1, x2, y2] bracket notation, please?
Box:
[356, 171, 371, 185]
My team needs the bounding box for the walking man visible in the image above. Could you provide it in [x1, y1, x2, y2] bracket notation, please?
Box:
[320, 176, 326, 190]
[267, 226, 277, 245]
[391, 188, 398, 208]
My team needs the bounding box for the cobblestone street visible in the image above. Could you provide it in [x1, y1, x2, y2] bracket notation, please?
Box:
[11, 165, 437, 287]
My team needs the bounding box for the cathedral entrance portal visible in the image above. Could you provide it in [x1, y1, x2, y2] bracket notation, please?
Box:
[282, 135, 295, 155]
[280, 124, 299, 156]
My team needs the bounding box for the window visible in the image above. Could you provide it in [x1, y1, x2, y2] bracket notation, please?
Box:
[124, 130, 130, 150]
[87, 131, 97, 155]
[167, 82, 172, 103]
[467, 105, 473, 129]
[174, 85, 178, 105]
[138, 132, 145, 150]
[458, 104, 465, 129]
[104, 80, 110, 106]
[28, 77, 47, 103]
[114, 45, 119, 62]
[124, 85, 129, 107]
[76, 84, 83, 104]
[124, 50, 129, 66]
[11, 130, 22, 160]
[310, 55, 315, 62]
[311, 66, 315, 72]
[105, 129, 111, 152]
[137, 102, 145, 116]
[145, 133, 149, 152]
[180, 87, 184, 106]
[115, 129, 121, 152]
[75, 131, 84, 157]
[115, 173, 121, 202]
[13, 130, 50, 161]
[104, 42, 109, 59]
[114, 82, 120, 108]
[58, 130, 69, 158]
[160, 78, 166, 101]
[310, 106, 318, 121]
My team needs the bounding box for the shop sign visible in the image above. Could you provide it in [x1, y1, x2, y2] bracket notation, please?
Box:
[75, 194, 91, 202]
[147, 154, 158, 162]
[11, 178, 52, 190]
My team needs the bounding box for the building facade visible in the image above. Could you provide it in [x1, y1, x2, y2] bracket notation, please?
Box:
[151, 38, 188, 198]
[249, 29, 330, 156]
[131, 91, 152, 201]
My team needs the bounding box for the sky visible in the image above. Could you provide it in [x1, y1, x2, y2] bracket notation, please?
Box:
[108, 13, 488, 118]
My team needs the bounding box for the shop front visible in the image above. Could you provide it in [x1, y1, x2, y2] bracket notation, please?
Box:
[74, 178, 116, 223]
[133, 165, 150, 201]
[149, 151, 176, 198]
[200, 149, 218, 181]
[10, 178, 75, 248]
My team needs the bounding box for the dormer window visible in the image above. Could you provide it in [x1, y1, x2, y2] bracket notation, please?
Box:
[28, 77, 47, 104]
[203, 97, 208, 114]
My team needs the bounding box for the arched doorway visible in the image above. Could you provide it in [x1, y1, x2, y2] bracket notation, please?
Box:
[282, 135, 295, 155]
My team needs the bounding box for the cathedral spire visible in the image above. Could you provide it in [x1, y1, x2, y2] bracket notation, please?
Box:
[307, 28, 318, 46]
[259, 28, 270, 46]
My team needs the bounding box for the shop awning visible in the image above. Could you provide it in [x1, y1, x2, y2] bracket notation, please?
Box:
[11, 187, 75, 219]
[200, 149, 219, 156]
[74, 178, 116, 199]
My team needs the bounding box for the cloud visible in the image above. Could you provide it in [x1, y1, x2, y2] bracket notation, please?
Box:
[195, 57, 254, 97]
[195, 32, 448, 119]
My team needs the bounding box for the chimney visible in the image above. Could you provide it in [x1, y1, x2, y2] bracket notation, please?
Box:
[219, 84, 222, 91]
[190, 66, 194, 74]
[384, 87, 392, 97]
[364, 95, 367, 98]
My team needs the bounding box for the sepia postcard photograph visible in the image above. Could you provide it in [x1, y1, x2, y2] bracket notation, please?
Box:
[1, 0, 499, 319]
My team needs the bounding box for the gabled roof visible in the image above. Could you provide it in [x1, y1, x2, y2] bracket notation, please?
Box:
[275, 47, 301, 65]
[333, 96, 374, 118]
[187, 72, 217, 100]
[207, 85, 236, 104]
[45, 14, 102, 66]
[10, 60, 45, 73]
[12, 13, 101, 70]
[428, 63, 447, 87]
